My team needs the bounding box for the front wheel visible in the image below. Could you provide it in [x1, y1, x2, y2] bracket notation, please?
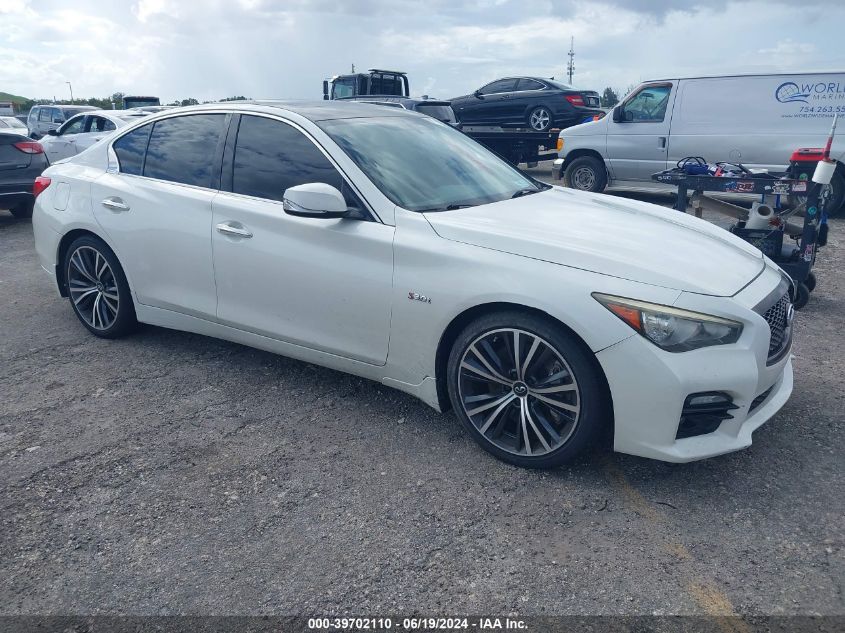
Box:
[64, 235, 137, 338]
[446, 311, 609, 468]
[563, 155, 608, 193]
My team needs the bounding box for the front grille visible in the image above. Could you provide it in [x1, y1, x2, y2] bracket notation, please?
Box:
[676, 392, 739, 439]
[749, 386, 774, 413]
[762, 293, 793, 365]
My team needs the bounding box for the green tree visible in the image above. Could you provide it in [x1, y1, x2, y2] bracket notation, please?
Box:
[180, 98, 199, 106]
[601, 87, 619, 108]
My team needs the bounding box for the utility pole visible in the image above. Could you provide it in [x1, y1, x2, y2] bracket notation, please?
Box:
[351, 63, 355, 73]
[567, 37, 575, 85]
[66, 81, 74, 103]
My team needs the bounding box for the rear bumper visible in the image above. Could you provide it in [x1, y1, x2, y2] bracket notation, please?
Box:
[0, 183, 34, 209]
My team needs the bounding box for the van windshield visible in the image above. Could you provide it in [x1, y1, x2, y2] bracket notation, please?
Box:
[319, 115, 548, 212]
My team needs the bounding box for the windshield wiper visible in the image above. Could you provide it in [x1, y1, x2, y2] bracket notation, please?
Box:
[511, 188, 542, 199]
[418, 203, 475, 212]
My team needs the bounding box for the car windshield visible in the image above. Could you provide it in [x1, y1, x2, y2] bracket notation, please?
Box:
[318, 116, 547, 212]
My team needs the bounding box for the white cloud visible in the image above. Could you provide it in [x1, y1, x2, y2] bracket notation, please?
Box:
[1, 0, 843, 103]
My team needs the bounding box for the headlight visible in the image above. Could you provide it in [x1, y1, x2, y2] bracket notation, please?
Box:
[593, 293, 742, 352]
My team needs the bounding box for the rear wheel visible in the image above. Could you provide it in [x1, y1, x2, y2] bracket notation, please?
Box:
[447, 311, 608, 469]
[564, 155, 608, 193]
[528, 106, 552, 132]
[64, 236, 137, 338]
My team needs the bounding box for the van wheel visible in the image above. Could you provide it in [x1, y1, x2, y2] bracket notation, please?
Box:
[447, 311, 608, 469]
[564, 156, 607, 193]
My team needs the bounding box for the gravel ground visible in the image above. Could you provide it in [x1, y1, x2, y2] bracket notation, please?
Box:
[0, 176, 843, 618]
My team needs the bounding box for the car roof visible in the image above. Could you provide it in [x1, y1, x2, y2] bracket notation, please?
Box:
[164, 100, 417, 122]
[34, 104, 96, 111]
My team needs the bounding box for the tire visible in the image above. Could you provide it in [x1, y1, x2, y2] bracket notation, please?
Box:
[63, 235, 137, 338]
[446, 311, 609, 469]
[527, 106, 552, 132]
[9, 200, 33, 219]
[805, 271, 817, 293]
[563, 155, 608, 193]
[793, 282, 810, 310]
[822, 170, 845, 217]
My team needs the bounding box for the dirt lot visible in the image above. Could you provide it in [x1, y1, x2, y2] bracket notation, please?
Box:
[0, 180, 843, 618]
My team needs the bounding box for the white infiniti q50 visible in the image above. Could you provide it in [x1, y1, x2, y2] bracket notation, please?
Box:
[31, 101, 794, 468]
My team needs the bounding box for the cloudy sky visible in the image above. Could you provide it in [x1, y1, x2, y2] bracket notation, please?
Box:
[1, 0, 843, 102]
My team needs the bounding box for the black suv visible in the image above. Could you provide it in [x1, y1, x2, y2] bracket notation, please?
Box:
[450, 77, 601, 131]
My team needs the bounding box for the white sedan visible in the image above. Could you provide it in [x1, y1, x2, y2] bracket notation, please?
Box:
[37, 110, 148, 163]
[31, 102, 794, 468]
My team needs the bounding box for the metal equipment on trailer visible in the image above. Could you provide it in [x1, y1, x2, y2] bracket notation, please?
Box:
[651, 115, 839, 309]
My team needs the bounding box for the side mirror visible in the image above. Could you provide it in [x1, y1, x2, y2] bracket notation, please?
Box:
[473, 90, 483, 98]
[612, 106, 623, 122]
[283, 183, 349, 219]
[47, 129, 58, 136]
[322, 80, 329, 101]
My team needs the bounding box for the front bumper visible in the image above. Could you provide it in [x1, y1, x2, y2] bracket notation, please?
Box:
[596, 268, 794, 462]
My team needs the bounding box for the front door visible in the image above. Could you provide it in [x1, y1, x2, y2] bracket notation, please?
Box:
[212, 114, 394, 365]
[44, 114, 86, 163]
[606, 82, 676, 182]
[91, 113, 228, 319]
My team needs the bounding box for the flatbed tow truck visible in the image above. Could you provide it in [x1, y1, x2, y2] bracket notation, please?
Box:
[322, 68, 568, 166]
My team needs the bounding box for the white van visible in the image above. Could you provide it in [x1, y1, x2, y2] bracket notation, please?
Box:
[555, 72, 845, 214]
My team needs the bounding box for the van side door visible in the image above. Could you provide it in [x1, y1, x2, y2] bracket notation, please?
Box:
[606, 82, 676, 182]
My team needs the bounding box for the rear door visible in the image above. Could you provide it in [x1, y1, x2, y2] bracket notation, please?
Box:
[91, 113, 227, 318]
[605, 82, 676, 182]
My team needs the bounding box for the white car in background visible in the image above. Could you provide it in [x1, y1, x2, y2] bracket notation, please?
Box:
[32, 102, 794, 468]
[0, 116, 27, 130]
[37, 110, 149, 163]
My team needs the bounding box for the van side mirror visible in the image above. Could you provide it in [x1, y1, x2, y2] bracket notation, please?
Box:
[283, 183, 349, 219]
[322, 80, 329, 101]
[612, 106, 623, 122]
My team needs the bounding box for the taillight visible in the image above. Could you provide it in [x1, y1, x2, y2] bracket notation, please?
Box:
[33, 176, 52, 199]
[565, 95, 585, 107]
[13, 141, 44, 154]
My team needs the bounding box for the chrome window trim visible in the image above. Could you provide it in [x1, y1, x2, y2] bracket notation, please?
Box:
[107, 108, 381, 223]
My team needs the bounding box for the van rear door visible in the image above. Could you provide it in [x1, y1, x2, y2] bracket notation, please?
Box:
[606, 82, 676, 182]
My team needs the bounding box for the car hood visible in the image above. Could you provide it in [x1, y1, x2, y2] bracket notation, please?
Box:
[423, 187, 765, 297]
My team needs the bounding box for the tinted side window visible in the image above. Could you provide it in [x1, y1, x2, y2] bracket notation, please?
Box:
[480, 79, 517, 95]
[517, 79, 545, 91]
[232, 115, 358, 208]
[113, 123, 153, 176]
[39, 108, 52, 122]
[144, 114, 226, 188]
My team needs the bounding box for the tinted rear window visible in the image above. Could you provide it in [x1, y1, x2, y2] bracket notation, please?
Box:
[144, 114, 226, 188]
[232, 115, 357, 206]
[416, 104, 456, 123]
[113, 123, 153, 176]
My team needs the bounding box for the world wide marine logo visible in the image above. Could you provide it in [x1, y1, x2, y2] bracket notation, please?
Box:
[775, 80, 845, 104]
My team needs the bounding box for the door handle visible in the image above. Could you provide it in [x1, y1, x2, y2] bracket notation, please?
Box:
[216, 222, 253, 238]
[658, 136, 667, 149]
[101, 197, 130, 212]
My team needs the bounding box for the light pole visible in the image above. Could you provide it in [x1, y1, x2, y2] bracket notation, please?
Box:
[66, 81, 74, 104]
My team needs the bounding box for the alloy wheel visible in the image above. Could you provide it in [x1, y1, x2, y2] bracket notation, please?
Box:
[457, 328, 581, 457]
[67, 246, 120, 330]
[529, 108, 551, 131]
